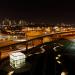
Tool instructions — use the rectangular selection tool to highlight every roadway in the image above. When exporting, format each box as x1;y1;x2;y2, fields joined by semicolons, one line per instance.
0;30;75;48
0;41;19;48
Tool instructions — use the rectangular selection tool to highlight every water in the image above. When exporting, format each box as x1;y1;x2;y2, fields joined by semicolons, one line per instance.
0;39;75;75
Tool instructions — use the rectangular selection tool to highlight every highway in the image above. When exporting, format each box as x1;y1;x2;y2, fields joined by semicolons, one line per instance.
0;30;75;48
0;41;19;48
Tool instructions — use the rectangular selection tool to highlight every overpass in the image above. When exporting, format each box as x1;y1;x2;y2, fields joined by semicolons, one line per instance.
0;30;75;60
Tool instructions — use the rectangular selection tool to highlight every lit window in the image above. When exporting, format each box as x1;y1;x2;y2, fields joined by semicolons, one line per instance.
10;52;26;69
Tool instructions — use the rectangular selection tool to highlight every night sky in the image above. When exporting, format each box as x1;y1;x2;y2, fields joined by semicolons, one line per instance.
0;0;75;23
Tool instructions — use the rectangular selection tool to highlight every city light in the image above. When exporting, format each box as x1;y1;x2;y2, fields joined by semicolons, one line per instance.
57;61;61;64
55;57;59;60
0;19;75;75
10;52;26;69
7;71;14;75
57;54;61;57
61;72;67;75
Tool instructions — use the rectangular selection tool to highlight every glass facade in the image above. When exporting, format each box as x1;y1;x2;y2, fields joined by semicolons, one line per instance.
10;52;26;69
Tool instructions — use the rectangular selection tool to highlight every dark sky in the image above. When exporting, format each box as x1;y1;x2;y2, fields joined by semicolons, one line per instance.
0;0;75;23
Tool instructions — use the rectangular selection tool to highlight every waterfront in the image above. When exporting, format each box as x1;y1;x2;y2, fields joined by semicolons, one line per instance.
0;25;75;75
0;38;75;75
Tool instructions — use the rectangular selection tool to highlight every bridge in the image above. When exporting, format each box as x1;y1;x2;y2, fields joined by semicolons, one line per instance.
0;30;75;60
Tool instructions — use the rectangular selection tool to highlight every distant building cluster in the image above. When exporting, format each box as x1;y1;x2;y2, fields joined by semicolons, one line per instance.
0;18;75;37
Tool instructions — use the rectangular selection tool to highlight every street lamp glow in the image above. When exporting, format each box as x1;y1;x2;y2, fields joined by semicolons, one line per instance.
61;72;67;75
54;26;60;32
57;54;61;57
57;61;61;64
55;57;59;60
